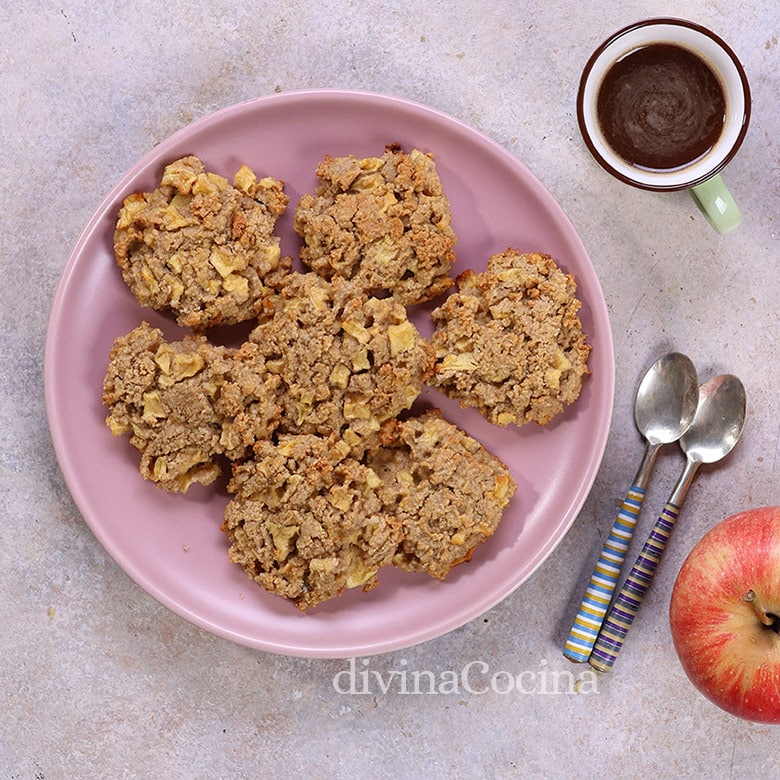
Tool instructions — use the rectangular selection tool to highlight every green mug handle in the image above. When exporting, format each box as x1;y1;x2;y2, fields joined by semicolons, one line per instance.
689;174;742;234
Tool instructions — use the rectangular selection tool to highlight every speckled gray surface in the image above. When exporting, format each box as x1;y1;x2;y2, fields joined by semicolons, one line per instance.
2;1;779;776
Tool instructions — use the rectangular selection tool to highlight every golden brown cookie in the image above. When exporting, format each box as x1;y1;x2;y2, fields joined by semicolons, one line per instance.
222;434;402;610
248;273;434;449
293;145;456;305
367;409;516;580
430;250;591;427
103;322;282;492
113;156;290;330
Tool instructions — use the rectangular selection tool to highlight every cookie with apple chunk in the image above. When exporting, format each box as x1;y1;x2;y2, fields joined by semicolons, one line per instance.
430;249;591;427
102;322;282;492
366;409;516;580
293;144;457;305
222;434;402;610
113;155;290;330
247;273;434;451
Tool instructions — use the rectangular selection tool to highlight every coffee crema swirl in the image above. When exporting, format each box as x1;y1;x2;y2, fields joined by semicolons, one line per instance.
596;43;726;171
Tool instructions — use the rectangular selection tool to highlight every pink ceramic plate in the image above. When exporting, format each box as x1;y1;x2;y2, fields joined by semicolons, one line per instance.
45;90;614;658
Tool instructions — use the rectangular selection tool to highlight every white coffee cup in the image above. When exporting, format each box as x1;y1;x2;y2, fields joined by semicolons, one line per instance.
577;18;751;233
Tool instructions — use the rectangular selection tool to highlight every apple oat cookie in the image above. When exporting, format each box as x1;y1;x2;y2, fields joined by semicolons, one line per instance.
113;156;291;330
103;322;232;491
248;273;434;449
367;410;516;580
102;322;282;492
222;434;402;611
430;250;591;427
293;144;457;305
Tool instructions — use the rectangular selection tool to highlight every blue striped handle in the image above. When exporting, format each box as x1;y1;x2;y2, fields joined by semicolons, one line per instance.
588;501;681;672
563;485;646;662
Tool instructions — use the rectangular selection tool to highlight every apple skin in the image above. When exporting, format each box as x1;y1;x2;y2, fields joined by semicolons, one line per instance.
669;506;780;724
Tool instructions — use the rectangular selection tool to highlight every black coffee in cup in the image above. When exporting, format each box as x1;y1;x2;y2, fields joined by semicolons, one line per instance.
596;43;726;172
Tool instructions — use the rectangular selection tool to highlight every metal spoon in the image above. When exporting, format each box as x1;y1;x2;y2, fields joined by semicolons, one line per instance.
589;373;747;672
564;353;699;662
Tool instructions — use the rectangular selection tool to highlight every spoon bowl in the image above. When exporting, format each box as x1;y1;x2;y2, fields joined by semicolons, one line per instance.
636;352;700;446
680;374;746;465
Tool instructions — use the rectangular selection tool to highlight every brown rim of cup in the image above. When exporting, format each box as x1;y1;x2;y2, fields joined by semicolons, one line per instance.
576;17;752;192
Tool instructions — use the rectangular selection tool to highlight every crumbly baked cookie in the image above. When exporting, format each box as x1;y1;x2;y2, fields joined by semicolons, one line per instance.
103;322;282;492
367;409;516;580
293;144;457;305
222;434;402;610
113;156;291;330
430;250;591;427
248;273;434;449
103;322;231;491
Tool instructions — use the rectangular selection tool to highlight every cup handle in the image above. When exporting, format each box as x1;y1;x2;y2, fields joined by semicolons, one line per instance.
689;174;742;234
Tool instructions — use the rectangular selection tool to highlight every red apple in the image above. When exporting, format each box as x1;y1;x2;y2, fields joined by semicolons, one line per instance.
669;506;780;723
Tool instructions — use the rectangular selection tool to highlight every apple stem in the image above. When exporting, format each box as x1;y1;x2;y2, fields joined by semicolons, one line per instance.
743;589;780;632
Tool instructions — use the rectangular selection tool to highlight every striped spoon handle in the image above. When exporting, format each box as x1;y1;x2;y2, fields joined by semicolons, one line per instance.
563;441;662;663
562;485;647;662
589;458;701;672
588;500;682;671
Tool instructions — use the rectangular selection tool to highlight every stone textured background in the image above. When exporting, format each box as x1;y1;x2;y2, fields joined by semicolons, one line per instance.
1;1;778;776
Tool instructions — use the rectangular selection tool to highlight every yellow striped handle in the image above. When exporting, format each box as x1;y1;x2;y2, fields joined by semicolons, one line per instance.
563;485;646;663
